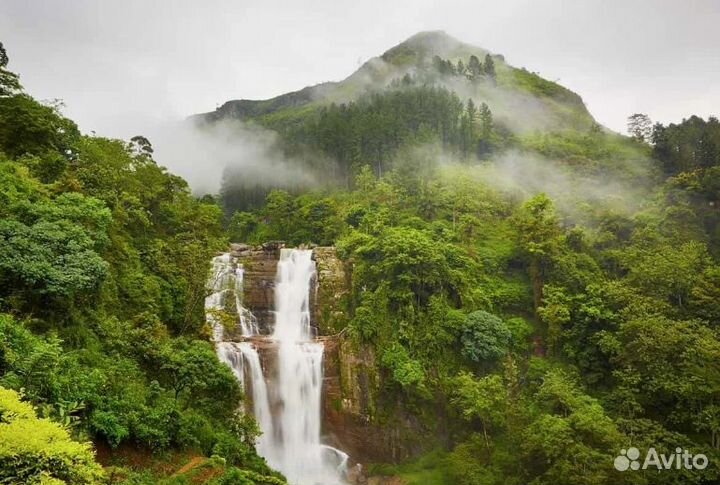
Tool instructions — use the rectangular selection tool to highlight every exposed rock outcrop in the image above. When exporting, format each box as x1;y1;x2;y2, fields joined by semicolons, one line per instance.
312;246;350;335
230;242;283;335
229;244;426;467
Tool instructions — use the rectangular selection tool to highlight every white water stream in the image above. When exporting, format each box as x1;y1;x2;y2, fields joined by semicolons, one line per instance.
206;249;348;485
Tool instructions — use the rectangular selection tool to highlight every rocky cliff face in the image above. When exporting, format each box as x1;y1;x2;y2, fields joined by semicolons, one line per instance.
311;246;350;336
229;242;282;336
228;244;425;467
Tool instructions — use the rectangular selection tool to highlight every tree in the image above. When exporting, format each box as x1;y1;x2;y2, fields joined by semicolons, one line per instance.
0;95;80;158
467;55;482;79
483;54;496;82
129;135;154;156
537;285;572;356
513;194;562;310
228;211;258;243
460;311;511;362
0;42;21;96
160;340;241;408
521;369;623;485
690;266;720;322
477;102;494;157
627;113;652;143
451;372;508;447
460;99;477;157
0;214;109;312
652;115;720;174
623;240;709;309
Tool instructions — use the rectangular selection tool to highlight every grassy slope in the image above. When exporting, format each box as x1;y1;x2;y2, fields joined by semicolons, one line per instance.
196;31;596;136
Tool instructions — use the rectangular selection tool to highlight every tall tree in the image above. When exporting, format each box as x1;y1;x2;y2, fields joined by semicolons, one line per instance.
483;54;496;82
513;194;562;311
0;42;21;96
468;55;482;80
627;113;652;143
477;102;493;156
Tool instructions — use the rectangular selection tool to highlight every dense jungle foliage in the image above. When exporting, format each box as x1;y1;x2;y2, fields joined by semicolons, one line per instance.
0;43;283;484
3;28;720;485
227;110;720;484
219;43;720;483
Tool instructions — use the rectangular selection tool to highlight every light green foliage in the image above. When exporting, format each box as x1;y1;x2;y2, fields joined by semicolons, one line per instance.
381;343;427;395
521;369;623;485
690;266;720;322
608;316;720;435
510;68;585;107
513;194;562;309
537;285;571;354
622;240;709;308
0;386;104;484
451;372;507;431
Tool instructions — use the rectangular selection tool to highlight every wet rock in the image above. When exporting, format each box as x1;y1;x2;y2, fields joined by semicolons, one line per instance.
311;247;349;335
234;244;282;335
346;463;367;484
226;244;427;467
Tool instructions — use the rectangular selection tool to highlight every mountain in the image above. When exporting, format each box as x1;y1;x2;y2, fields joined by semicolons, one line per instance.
193;31;594;133
191;32;647;217
3;22;720;485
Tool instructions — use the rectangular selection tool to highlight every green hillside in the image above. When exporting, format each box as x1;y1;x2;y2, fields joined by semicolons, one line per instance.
2;29;720;485
201;32;640;215
196;31;592;132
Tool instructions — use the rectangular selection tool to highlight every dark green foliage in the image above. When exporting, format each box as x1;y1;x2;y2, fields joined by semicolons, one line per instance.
219;85;505;215
483;54;496;81
460;311;511;362
467;55;482;79
3;38;720;485
0;42;21;96
0;95;80;158
652;116;720;175
627;113;652;142
0;190;111;314
0;52;275;482
305;85;474;180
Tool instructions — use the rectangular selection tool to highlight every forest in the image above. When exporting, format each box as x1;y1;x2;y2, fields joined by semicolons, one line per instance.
2;27;720;485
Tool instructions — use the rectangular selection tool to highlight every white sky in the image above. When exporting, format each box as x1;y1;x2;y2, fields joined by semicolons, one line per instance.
2;0;719;139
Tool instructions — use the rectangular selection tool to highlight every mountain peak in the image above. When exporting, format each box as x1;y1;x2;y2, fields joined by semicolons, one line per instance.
382;30;487;66
195;31;592;133
403;30;459;46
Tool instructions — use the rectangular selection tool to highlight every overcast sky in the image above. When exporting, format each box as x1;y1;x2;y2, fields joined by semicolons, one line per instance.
2;0;719;139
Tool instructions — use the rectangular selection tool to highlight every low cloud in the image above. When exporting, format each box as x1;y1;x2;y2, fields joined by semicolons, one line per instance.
149;119;318;195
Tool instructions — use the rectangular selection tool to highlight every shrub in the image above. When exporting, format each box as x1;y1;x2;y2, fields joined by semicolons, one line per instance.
0;386;104;484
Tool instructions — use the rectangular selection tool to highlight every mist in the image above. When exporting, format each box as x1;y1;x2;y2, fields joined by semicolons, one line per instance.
147;119;319;195
476;150;655;219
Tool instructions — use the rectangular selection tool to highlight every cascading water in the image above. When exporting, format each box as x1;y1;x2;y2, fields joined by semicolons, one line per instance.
206;249;348;485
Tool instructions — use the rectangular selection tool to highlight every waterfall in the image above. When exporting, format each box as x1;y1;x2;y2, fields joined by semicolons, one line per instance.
239;341;274;459
263;249;347;484
207;250;348;485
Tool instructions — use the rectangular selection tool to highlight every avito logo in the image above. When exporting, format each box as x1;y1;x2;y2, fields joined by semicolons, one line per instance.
614;447;708;472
